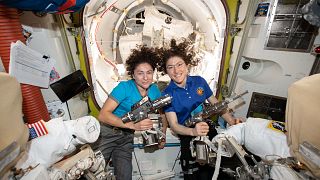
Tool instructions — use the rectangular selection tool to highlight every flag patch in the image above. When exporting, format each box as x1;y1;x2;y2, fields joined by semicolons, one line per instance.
27;120;48;140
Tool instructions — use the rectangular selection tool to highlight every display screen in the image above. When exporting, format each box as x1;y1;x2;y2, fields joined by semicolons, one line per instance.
50;70;90;102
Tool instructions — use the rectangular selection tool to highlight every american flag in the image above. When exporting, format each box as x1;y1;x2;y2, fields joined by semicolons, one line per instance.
27;120;48;140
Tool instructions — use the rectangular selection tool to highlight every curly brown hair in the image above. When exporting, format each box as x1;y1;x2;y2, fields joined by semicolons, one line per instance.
126;46;160;78
156;39;200;74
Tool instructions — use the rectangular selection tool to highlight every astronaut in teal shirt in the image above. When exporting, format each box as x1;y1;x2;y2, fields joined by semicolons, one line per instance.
111;79;161;118
93;46;167;180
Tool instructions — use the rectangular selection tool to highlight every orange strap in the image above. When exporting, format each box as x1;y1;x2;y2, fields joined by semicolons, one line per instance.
58;0;76;11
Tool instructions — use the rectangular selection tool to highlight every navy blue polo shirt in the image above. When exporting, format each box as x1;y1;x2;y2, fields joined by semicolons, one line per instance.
162;76;213;125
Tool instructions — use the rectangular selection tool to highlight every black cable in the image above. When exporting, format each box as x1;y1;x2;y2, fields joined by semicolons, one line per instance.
65;101;72;120
133;151;143;180
171;150;181;172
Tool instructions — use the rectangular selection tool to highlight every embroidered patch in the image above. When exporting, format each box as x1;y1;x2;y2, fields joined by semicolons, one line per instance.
27;120;48;140
196;87;204;96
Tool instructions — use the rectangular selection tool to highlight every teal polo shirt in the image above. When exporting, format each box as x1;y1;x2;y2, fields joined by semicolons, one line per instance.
162;76;213;125
110;79;161;117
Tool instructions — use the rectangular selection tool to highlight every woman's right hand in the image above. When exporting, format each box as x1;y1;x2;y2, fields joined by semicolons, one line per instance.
132;119;153;131
192;122;209;136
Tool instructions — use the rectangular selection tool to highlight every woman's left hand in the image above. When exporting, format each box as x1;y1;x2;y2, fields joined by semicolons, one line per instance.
158;138;166;149
132;118;153;131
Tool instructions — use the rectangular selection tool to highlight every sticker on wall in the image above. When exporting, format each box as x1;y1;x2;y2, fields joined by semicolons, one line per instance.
267;120;286;133
22;28;33;44
0;57;5;72
255;3;270;17
50;67;60;83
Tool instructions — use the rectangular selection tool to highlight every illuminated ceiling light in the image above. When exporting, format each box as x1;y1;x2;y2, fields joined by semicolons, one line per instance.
207;17;215;23
123;8;128;14
93;16;102;23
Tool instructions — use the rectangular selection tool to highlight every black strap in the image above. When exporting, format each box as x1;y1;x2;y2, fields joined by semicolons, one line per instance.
102;123;134;134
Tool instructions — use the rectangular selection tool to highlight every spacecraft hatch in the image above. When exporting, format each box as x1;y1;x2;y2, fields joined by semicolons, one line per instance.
83;0;228;107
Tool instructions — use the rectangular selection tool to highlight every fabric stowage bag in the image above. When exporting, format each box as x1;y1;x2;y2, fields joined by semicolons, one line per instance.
0;0;89;14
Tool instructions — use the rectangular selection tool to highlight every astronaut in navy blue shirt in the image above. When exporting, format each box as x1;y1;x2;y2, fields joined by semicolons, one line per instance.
157;39;241;180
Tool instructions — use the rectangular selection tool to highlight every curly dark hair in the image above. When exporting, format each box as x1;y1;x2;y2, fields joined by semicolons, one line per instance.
156;39;200;74
126;46;160;78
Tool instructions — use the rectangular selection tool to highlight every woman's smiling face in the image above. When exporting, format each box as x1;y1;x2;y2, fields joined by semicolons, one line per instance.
166;56;188;87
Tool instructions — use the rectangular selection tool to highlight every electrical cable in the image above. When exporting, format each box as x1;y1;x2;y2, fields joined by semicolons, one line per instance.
171;150;181;172
133;151;143;180
65;101;72;120
212;138;222;180
96;79;110;96
87;1;107;18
